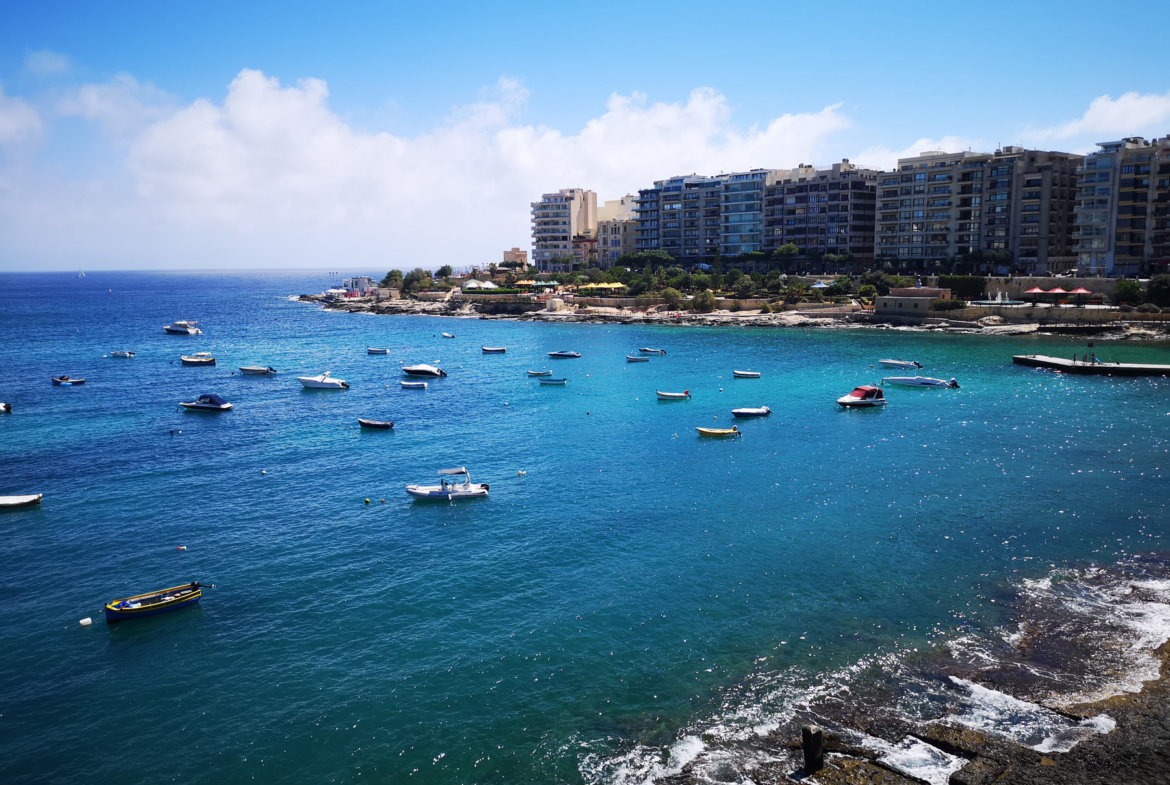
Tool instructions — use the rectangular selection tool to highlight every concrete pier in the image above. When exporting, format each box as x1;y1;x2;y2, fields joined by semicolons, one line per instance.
1013;354;1170;377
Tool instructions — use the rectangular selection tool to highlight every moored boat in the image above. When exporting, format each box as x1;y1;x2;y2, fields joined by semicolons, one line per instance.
180;394;233;411
401;381;428;389
482;346;506;353
0;493;42;508
163;321;202;335
180;355;216;366
358;418;394;429
696;426;739;437
548;351;581;358
367;347;390;354
640;348;667;354
299;371;349;389
52;375;86;385
626;355;650;362
442;333;455;338
527;370;552;377
881;376;959;388
239;366;276;375
405;467;489;500
732;370;760;379
539;377;567;385
732;406;771;418
878;359;923;370
109;351;135;358
0;402;11;412
104;582;210;623
837;386;887;408
402;364;447;377
656;390;691;400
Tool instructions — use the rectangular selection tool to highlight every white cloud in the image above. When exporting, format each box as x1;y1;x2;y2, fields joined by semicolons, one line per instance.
1029;90;1170;141
58;74;175;139
0;69;852;269
25;49;69;75
854;135;988;171
0;86;43;143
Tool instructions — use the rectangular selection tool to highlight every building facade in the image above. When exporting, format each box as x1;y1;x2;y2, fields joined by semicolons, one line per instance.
1074;136;1170;276
721;169;776;256
763;160;878;270
876;146;1082;275
531;188;597;271
634;174;725;264
342;276;377;295
596;217;637;268
502;247;528;268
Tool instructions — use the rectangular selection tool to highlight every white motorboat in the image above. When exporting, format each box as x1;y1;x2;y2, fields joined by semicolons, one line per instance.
109;351;135;358
180;355;216;366
881;376;959;388
402;364;447;377
539;377;567;385
527;370;552;377
656;390;691;400
482;346;506;353
180;394;233;411
732;370;761;379
732;406;771;418
164;321;202;335
239;366;276;375
367;347;390;354
299;371;349;389
640;348;667;355
837;386;887;408
878;359;923;369
442;333;455;338
626;355;649;362
0;402;11;413
401;381;428;389
548;351;581;359
0;494;42;509
405;467;489;500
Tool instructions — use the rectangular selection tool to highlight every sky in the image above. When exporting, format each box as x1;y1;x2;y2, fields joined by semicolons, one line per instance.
1;0;1169;272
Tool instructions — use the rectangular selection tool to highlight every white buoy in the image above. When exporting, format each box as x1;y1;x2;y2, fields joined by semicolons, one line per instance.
261;470;267;475
80;617;92;626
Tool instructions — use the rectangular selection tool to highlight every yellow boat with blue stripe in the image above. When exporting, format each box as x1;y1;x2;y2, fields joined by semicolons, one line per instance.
104;582;210;624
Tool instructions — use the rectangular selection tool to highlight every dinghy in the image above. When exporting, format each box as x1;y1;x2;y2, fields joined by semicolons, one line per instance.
696;426;739;437
180;393;232;411
626;355;650;363
881;376;959;388
239;366;276;375
837;386;887;408
180;355;216;366
358;418;394;429
299;371;349;389
401;381;428;389
732;406;771;418
0;402;10;412
539;377;567;385
367;347;390;354
402;364;447;377
104;582;210;623
0;494;42;508
405;467;489;500
656;390;690;400
548;351;581;359
442;333;455;338
52;376;86;385
109;351;135;358
732;370;760;379
527;370;552;377
482;346;506;353
640;348;667;355
878;359;923;370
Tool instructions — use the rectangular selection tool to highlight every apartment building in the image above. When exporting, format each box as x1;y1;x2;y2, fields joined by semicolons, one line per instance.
1074;136;1170;276
876;147;1081;275
634;174;725;264
502;247;528;268
530;188;597;271
763;160;878;270
721;169;777;256
594;196;637;268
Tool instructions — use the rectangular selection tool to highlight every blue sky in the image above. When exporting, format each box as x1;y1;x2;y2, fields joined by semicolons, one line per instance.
1;0;1168;270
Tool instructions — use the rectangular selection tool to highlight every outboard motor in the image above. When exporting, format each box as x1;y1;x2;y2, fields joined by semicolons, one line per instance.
949;378;960;389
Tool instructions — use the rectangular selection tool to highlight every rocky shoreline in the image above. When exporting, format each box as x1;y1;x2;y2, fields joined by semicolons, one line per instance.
298;294;1170;342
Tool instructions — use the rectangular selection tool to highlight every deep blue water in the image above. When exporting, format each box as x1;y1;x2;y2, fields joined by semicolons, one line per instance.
0;271;1167;784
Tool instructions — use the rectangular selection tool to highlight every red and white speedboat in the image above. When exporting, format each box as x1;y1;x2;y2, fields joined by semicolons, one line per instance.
837;386;887;408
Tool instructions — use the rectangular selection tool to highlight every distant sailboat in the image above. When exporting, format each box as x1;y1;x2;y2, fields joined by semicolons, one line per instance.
77;270;85;278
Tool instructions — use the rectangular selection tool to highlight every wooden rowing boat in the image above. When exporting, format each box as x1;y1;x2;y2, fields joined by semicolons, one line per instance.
104;582;210;623
696;426;739;437
358;418;394;429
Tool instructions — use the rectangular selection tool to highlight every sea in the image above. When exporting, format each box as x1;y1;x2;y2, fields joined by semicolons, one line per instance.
1;270;1168;785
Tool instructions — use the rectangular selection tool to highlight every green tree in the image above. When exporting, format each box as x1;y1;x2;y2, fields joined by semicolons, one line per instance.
1112;278;1143;305
691;273;711;291
436;264;454;278
380;269;404;287
692;290;717;313
661;287;685;308
711;253;724;292
726;268;745;286
772;243;799;272
733;277;754;299
614;250;675;269
857;284;877;299
402;267;432;294
1146;275;1170;307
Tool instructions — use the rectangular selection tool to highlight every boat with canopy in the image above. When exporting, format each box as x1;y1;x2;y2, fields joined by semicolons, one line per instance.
837;386;887;408
163;321;202;335
180;393;233;411
405;467;489;500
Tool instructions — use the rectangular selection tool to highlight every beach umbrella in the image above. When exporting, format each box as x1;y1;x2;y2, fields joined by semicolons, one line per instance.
1024;287;1046;293
811;282;830;289
1047;287;1068;294
1069;287;1092;294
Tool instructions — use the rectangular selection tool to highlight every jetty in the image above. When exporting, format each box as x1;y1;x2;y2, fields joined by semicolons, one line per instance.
1013;354;1170;377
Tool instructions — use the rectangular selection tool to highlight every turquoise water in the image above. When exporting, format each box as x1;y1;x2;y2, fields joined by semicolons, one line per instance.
0;271;1167;784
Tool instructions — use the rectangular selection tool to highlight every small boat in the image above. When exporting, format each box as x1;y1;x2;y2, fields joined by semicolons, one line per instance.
104;582;209;623
0;494;42;508
52;376;86;385
837;386;887;408
163;320;202;335
180;393;233;411
193;352;212;356
402;364;447;377
0;402;11;413
732;406;771;418
640;348;667;355
367;347;390;354
878;359;923;370
539;377;567;385
548;351;581;359
109;351;135;358
358;418;394;429
881;376;959;389
527;370;552;377
656;390;691;400
732;370;760;379
239;366;277;375
401;381;428;389
482;346;506;353
626;355;650;363
442;333;455;338
180;355;216;366
299;371;349;389
696;426;739;437
405;467;489;500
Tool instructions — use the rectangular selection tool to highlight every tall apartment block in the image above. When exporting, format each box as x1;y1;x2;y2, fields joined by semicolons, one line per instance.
530;188;597;272
634;174;725;263
596;196;638;268
720;169;777;256
876;147;1081;275
763;160;878;269
1074;136;1170;276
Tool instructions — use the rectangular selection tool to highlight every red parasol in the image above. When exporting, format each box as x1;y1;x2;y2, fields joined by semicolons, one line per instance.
1047;287;1069;294
1024;287;1047;293
1069;287;1092;294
